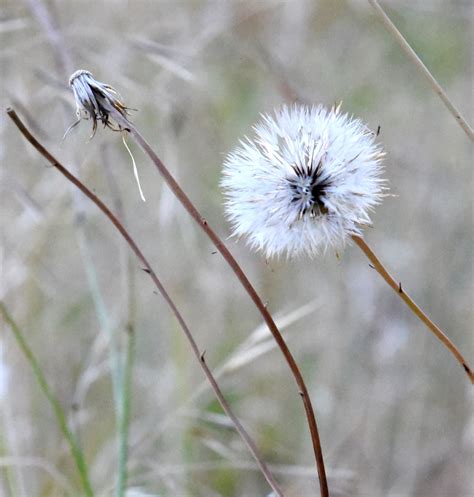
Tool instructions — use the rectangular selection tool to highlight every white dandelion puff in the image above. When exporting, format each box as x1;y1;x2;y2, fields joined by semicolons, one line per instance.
221;104;386;258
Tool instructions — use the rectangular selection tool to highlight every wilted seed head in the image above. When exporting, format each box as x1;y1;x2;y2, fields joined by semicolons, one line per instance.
68;69;130;138
221;104;386;258
67;70;146;201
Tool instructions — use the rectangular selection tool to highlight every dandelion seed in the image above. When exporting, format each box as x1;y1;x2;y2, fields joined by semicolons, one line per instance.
122;134;146;202
221;104;386;258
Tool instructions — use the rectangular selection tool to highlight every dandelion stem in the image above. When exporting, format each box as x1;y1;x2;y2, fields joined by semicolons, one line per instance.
352;235;473;383
6;107;285;497
109;108;329;497
368;0;473;141
0;301;95;497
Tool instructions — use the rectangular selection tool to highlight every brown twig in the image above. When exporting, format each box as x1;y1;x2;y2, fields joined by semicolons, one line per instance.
6;107;285;497
352;235;473;383
368;0;473;141
107;108;329;496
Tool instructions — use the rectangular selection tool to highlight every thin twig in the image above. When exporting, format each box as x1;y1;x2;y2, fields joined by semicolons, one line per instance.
109;108;329;497
368;0;473;141
0;302;95;497
6;107;284;497
352;235;473;383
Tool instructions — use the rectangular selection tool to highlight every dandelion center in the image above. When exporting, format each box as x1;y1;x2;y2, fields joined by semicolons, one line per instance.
288;161;330;218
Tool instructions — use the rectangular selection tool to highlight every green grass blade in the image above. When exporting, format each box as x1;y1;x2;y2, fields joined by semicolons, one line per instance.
0;301;94;497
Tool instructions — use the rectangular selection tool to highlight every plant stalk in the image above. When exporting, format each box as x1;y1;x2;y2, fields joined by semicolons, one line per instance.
6;107;285;497
110;109;329;496
352;235;473;383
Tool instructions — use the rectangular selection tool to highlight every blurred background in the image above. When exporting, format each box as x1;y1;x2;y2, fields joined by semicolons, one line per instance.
1;1;472;496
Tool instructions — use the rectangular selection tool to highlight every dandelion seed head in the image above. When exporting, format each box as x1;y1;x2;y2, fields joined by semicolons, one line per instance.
67;70;147;201
221;104;386;258
68;69;130;138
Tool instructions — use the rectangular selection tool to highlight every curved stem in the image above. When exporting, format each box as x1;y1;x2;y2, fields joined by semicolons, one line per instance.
352;235;473;383
110;111;328;496
6;107;284;497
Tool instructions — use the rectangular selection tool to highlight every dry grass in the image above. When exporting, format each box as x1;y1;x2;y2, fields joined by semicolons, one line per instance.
1;1;472;496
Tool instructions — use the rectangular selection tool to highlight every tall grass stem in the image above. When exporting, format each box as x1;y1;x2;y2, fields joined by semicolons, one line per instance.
0;302;95;497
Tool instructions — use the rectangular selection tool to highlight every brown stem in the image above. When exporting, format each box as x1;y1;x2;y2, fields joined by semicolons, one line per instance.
109;109;329;496
6;107;284;497
352;235;473;384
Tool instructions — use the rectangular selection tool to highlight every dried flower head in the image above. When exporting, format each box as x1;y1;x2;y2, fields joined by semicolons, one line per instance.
66;69;146;201
221;104;386;258
68;69;130;138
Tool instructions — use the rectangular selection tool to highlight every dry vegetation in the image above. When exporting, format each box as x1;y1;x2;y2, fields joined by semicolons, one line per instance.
1;1;472;496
